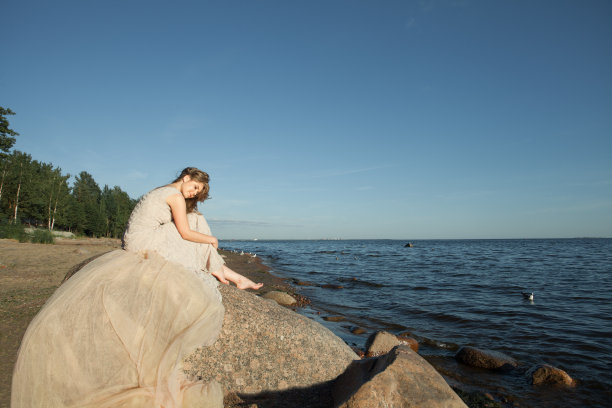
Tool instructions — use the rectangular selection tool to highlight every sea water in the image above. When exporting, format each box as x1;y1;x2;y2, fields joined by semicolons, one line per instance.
221;239;612;407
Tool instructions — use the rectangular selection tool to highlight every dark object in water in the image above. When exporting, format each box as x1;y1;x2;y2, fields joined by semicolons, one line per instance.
321;284;344;289
404;243;413;248
522;292;534;301
323;315;346;322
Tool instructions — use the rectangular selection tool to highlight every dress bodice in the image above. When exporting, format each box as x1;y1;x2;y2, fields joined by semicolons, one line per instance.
123;186;179;243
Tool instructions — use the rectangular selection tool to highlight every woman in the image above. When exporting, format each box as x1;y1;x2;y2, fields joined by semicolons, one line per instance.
12;167;261;407
122;167;263;291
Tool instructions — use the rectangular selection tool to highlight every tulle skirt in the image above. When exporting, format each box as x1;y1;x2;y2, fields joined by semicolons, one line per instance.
11;249;224;408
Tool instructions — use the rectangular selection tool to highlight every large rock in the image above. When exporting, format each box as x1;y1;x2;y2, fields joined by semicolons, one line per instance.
183;284;358;394
333;345;467;408
455;346;517;370
529;364;575;386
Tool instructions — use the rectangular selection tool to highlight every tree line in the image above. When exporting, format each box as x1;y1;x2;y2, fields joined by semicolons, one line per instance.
0;107;137;238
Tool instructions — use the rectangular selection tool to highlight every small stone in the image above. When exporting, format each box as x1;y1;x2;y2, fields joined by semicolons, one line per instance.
529;364;575;386
365;331;419;356
455;346;517;370
365;331;400;357
321;284;344;289
323;315;346;322
351;327;367;335
261;290;296;306
397;335;419;353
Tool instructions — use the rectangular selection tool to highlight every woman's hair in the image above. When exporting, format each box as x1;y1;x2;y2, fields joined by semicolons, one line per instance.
172;167;211;213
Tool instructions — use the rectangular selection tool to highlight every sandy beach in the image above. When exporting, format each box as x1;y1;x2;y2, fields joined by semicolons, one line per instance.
0;238;297;408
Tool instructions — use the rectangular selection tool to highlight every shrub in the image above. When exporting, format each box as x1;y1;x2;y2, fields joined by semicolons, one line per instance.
30;229;55;244
0;222;28;242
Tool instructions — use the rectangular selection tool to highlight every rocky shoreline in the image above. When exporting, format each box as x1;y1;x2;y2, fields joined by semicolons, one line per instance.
222;249;578;408
181;250;466;407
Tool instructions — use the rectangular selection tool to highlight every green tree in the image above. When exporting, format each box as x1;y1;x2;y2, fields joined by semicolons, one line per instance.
66;194;86;234
102;185;136;238
72;171;106;237
47;171;71;230
0;151;33;223
0;109;137;234
0;107;19;153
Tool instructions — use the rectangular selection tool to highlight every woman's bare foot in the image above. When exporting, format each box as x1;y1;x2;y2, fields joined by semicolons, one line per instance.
222;265;263;290
236;276;264;290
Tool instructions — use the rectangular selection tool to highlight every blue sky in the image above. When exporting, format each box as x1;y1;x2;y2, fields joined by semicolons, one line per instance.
2;0;611;239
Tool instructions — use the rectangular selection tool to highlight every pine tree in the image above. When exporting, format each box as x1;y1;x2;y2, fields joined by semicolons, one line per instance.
0;107;19;153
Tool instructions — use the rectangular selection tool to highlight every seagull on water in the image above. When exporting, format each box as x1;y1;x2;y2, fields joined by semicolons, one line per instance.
522;292;534;301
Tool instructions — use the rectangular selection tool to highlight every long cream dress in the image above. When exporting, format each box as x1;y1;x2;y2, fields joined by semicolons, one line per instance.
12;186;225;408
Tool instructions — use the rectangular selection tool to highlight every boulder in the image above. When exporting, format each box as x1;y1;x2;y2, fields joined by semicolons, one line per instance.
529;364;575;386
333;345;467;408
261;290;297;306
455;346;517;370
365;331;418;357
183;284;358;394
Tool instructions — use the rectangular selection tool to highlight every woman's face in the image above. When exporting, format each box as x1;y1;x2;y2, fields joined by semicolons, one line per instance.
181;176;205;199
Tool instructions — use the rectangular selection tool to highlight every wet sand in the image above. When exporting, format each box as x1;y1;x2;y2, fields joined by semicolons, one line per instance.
0;238;298;408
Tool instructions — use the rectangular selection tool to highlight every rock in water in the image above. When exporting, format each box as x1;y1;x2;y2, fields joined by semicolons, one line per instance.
365;331;419;357
333;345;467;408
455;346;518;370
365;331;400;357
261;290;297;306
183;284;358;394
397;334;419;353
529;364;575;386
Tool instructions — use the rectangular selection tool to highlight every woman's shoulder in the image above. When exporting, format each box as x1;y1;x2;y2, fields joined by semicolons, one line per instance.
148;185;181;197
136;185;181;206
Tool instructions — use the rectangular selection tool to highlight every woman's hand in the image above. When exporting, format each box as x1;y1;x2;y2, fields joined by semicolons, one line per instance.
167;192;219;247
210;236;219;249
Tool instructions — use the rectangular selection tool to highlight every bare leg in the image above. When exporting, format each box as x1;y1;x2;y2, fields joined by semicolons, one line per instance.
210;267;229;285
202;236;261;289
220;265;263;290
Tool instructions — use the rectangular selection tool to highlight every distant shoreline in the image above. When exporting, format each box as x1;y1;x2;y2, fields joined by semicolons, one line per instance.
221;236;611;241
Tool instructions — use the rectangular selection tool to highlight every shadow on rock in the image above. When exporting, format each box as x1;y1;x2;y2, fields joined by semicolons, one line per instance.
226;381;334;408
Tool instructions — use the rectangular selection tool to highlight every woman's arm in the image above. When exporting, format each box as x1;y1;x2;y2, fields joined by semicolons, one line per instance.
166;193;218;248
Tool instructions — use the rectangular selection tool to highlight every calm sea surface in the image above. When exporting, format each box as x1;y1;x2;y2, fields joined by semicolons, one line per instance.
221;239;611;407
